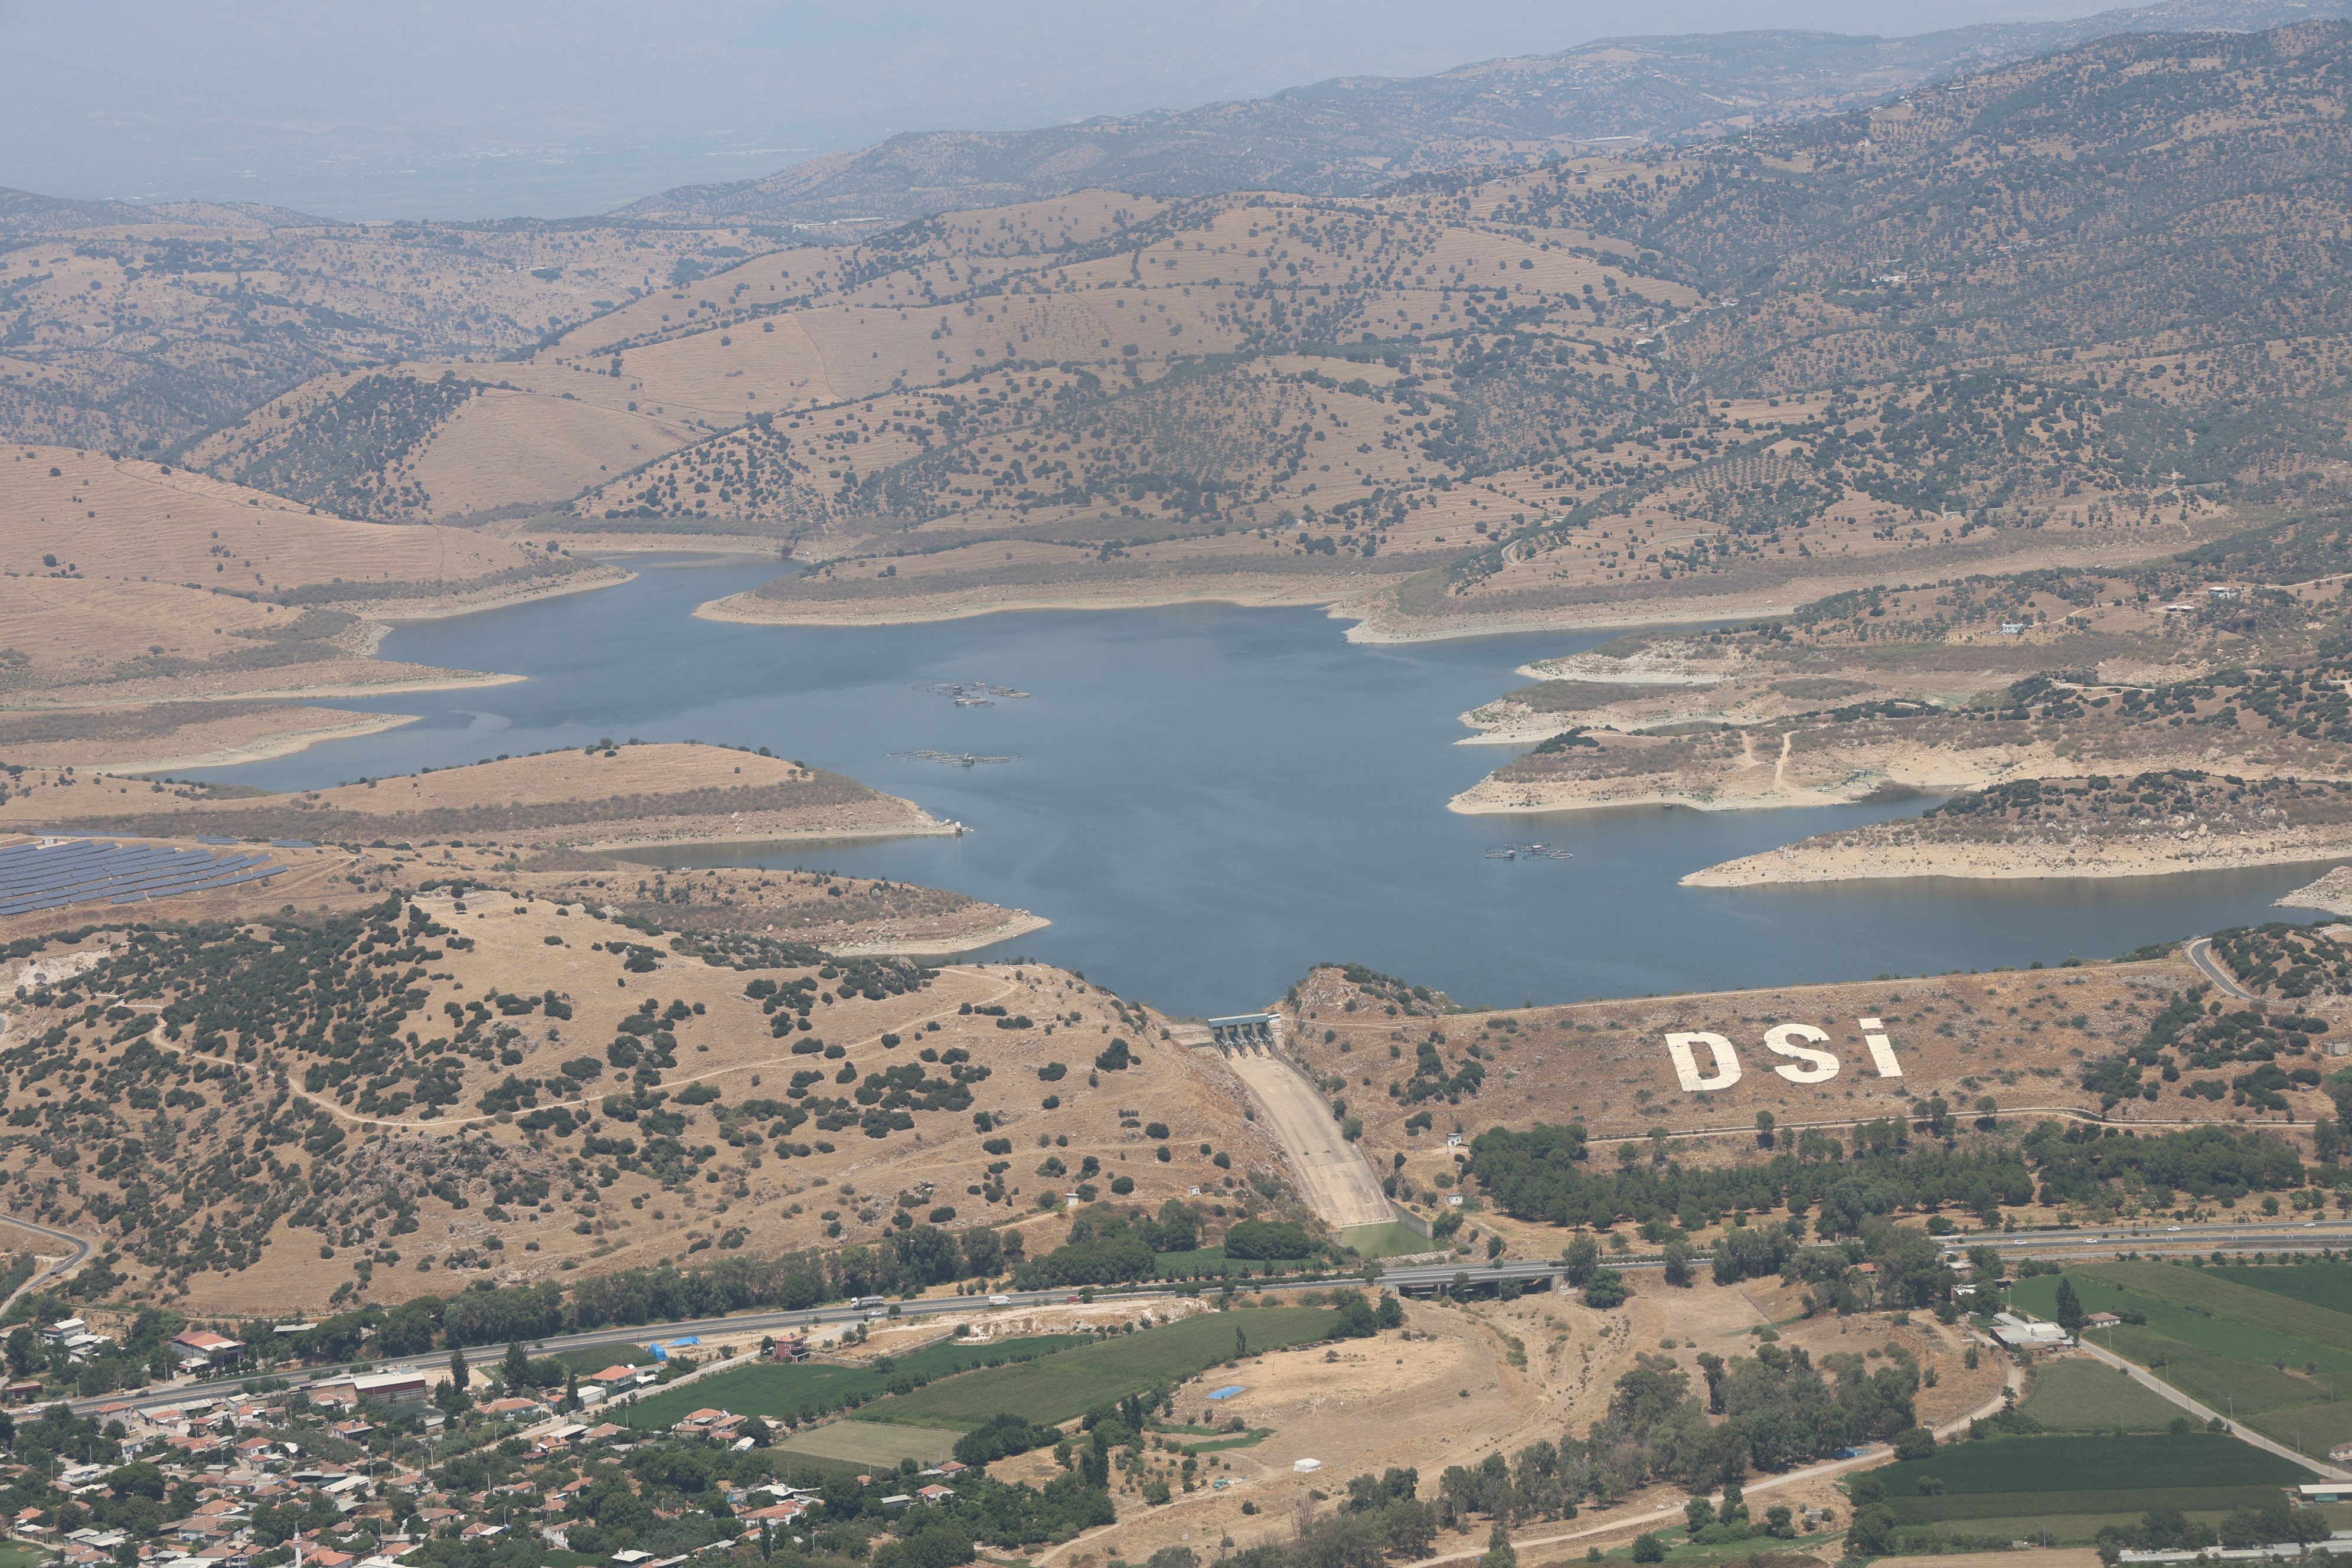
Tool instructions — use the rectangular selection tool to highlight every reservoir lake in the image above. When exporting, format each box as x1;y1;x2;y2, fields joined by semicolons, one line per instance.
190;558;2333;1015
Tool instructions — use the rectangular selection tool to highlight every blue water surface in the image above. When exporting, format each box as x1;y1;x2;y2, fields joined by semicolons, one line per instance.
185;558;2333;1014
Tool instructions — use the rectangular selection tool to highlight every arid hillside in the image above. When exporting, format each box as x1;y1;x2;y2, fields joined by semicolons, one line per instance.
0;210;804;456
0;903;1278;1316
616;0;2352;224
0;747;1165;1317
1269;956;2336;1240
8;23;2351;648
0;443;619;768
0;741;956;854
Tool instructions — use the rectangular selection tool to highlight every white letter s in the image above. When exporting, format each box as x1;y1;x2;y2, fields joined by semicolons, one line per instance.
1763;1023;1839;1084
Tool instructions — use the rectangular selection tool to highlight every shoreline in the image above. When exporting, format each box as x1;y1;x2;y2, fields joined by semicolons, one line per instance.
2;668;527;712
690;580;1380;629
91;711;423;777
1342;599;1803;645
694;579;1797;645
347;563;637;624
1683;833;2352;888
823;912;1053;957
584;815;965;857
1446;777;1939;817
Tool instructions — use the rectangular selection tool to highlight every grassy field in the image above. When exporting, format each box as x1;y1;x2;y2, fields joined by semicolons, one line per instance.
1873;1433;2305;1528
861;1306;1335;1430
774;1420;961;1468
0;1544;51;1568
620;1334;1090;1430
2015;1358;2185;1432
1338;1222;1436;1259
2242;1399;2352;1460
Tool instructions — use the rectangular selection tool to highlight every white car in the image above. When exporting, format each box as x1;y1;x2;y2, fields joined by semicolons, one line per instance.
2165;1226;2181;1232
988;1294;1012;1306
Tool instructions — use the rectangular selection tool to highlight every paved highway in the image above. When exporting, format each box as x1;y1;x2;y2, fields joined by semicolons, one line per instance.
53;1219;2352;1418
1946;1217;2352;1253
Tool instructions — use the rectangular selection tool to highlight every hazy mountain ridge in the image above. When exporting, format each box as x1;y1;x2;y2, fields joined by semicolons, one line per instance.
616;0;2352;226
0;186;334;239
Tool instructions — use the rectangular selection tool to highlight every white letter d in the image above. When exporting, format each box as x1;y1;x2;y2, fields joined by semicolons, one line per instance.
1665;1032;1742;1093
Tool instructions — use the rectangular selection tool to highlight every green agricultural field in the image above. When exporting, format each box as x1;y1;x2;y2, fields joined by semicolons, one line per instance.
1871;1433;2306;1529
2009;1266;2352;1457
1885;1486;2289;1525
2243;1399;2352;1462
861;1306;1335;1430
2008;1269;2352;1377
2207;1261;2352;1317
554;1343;655;1374
1337;1222;1435;1259
2015;1358;2186;1432
620;1334;1090;1430
2093;1327;2322;1419
2091;1262;2352;1355
774;1420;961;1468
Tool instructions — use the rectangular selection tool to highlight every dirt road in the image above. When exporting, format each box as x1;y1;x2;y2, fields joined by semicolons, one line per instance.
1223;1047;1394;1228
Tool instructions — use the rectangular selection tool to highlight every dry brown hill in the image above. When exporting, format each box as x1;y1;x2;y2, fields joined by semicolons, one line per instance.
613;0;2352;226
0;214;801;455
0;889;1270;1315
0;741;953;853
0;444;613;764
1272;955;2321;1236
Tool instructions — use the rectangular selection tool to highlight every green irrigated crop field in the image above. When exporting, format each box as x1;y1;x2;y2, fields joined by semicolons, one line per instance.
554;1343;655;1374
2207;1260;2352;1318
2014;1358;2186;1432
620;1334;1090;1431
2090;1262;2352;1354
2243;1399;2352;1461
1874;1433;2306;1528
861;1306;1335;1430
2007;1263;2352;1461
774;1420;962;1468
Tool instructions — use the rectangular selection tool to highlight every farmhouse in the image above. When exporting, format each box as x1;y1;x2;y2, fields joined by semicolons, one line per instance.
1990;1313;2069;1349
170;1330;247;1369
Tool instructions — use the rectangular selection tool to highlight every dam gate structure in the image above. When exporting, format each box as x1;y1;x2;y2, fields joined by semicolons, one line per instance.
1207;1012;1278;1052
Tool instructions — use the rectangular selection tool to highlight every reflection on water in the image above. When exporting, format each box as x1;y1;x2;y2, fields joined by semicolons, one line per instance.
189;559;2338;1014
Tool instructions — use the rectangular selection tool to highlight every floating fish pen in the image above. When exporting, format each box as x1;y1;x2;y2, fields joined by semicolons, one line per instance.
917;681;1033;704
1485;843;1572;861
896;750;1018;767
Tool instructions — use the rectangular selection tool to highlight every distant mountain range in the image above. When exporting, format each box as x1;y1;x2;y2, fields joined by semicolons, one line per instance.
617;0;2352;226
0;185;331;237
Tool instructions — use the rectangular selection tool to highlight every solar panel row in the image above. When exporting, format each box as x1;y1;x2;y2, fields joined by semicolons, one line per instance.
0;838;285;917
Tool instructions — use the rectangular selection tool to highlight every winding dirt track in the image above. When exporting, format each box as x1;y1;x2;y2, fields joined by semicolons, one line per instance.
1221;1046;1394;1227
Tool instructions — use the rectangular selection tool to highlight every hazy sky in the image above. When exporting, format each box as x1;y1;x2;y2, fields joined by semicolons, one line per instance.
2;0;2128;221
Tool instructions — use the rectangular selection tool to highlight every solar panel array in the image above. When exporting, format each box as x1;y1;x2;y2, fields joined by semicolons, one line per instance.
0;838;285;917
